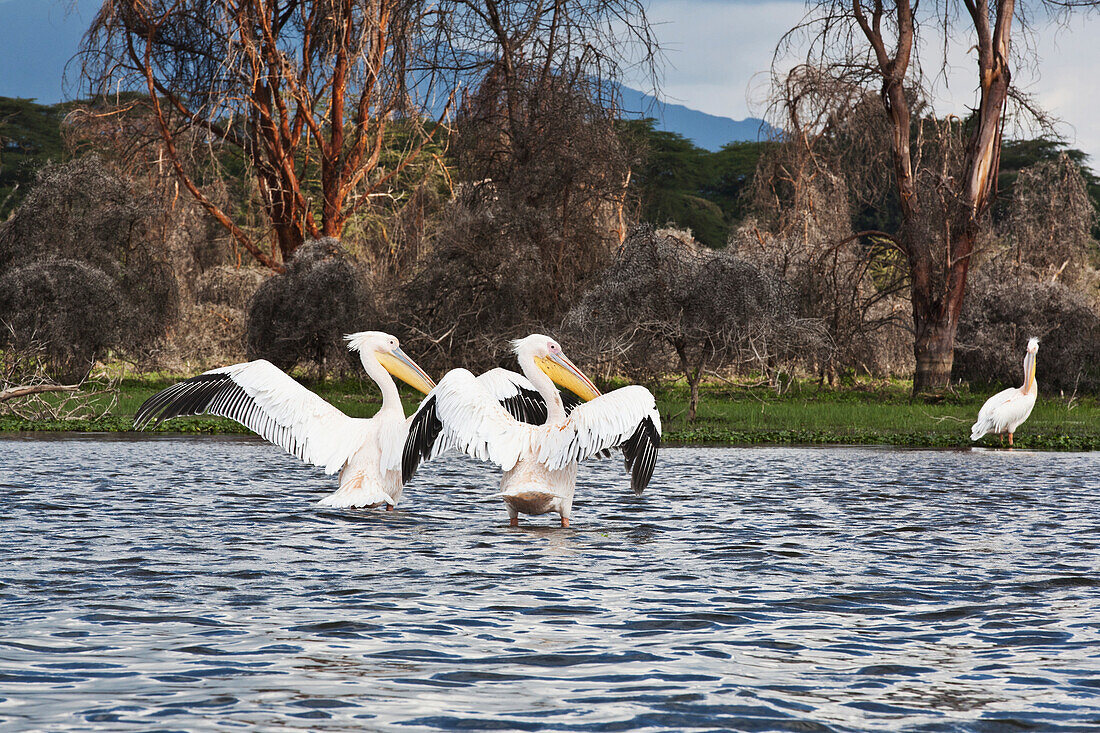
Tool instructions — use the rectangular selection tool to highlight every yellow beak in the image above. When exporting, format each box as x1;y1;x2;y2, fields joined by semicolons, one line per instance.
377;347;436;395
534;352;601;402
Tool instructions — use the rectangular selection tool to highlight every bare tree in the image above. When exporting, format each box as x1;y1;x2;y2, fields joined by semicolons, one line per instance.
82;0;447;270
568;227;817;422
741;124;911;381
773;0;1098;395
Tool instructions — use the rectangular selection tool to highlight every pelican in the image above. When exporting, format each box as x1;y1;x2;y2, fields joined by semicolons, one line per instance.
133;331;436;508
971;337;1039;447
403;334;661;527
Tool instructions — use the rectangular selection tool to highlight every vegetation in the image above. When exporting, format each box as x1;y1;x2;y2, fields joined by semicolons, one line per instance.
4;373;1099;452
0;97;73;218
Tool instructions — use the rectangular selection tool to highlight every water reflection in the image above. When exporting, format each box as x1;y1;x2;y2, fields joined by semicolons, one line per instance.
0;436;1098;730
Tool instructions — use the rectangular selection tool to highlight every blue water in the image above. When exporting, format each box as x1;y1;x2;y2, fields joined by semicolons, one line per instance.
1;435;1099;731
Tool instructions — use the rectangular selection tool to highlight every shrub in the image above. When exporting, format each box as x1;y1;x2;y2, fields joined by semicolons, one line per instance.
246;238;367;373
0;156;178;364
0;260;121;382
568;227;819;420
955;263;1100;393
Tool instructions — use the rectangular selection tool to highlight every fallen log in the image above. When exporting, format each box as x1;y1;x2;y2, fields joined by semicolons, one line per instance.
0;384;80;402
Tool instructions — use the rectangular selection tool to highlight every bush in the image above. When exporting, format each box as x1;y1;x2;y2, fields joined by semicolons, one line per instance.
0;156;178;365
246;238;367;373
195;265;268;309
568;227;818;419
0;260;121;382
955;263;1100;393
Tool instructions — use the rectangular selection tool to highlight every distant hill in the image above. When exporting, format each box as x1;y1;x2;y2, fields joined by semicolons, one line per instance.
618;85;776;152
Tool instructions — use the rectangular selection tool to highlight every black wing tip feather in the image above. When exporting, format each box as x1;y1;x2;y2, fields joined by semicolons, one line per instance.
133;372;232;430
622;416;660;494
402;395;441;484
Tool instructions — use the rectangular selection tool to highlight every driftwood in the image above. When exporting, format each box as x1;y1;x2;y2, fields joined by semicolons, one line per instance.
0;384;80;402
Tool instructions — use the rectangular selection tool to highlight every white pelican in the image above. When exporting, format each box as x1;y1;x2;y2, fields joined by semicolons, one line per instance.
971;337;1039;447
403;334;661;527
134;331;435;508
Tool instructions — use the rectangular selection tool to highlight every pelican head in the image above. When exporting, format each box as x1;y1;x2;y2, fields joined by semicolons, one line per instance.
1022;337;1039;394
512;334;601;401
345;331;435;395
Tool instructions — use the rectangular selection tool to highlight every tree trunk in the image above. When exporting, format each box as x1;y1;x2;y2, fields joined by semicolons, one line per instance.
688;373;701;423
912;314;958;396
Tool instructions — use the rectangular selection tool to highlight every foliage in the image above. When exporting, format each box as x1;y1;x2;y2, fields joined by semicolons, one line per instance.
621;119;771;247
568;226;818;420
0;157;179;376
246;239;368;374
956;261;1100;394
0;97;75;218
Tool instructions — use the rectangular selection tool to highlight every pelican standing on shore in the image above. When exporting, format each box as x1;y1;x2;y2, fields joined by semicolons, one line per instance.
971;337;1039;447
403;335;660;527
134;332;435;508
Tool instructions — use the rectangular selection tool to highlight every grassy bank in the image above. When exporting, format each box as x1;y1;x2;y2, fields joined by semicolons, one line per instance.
2;375;1099;450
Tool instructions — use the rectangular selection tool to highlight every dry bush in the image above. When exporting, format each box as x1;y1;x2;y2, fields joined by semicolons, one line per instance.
164;303;250;371
246;239;369;374
391;70;630;373
1001;154;1098;289
568;227;818;420
0;157;179;372
392;196;565;374
955;260;1100;393
195;265;269;309
0;260;122;383
741;133;911;380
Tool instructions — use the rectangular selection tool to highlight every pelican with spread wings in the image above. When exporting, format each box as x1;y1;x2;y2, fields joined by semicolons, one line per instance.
403;334;660;527
134;331;435;508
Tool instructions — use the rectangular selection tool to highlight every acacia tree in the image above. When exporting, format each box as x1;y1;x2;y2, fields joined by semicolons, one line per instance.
775;0;1097;394
82;0;445;270
568;227;815;422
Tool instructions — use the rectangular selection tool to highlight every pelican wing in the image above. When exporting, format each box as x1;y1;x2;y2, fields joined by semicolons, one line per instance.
537;386;661;493
403;368;533;482
134;360;367;474
403;368;589;481
971;387;1036;440
476;368;585;423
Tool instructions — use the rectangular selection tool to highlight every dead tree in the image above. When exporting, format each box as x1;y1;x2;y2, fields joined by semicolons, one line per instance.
774;0;1099;395
82;0;447;269
568;227;817;422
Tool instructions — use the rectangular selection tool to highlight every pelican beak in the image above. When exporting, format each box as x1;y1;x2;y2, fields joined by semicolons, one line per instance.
535;352;602;401
377;347;436;395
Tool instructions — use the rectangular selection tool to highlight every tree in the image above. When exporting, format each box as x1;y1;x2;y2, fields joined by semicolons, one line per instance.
568;227;815;421
82;0;447;270
774;0;1099;395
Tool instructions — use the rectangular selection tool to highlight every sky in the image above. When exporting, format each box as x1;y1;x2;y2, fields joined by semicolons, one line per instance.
2;0;1100;161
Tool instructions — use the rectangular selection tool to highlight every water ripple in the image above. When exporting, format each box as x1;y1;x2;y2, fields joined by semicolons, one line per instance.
1;435;1099;731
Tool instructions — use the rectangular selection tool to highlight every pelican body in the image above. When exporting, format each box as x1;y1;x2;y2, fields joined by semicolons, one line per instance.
404;335;660;527
971;337;1039;447
134;332;435;508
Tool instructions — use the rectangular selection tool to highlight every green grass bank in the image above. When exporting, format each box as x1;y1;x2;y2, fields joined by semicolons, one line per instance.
3;375;1098;450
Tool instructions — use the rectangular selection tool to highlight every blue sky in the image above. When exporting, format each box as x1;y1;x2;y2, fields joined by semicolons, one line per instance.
3;0;1100;160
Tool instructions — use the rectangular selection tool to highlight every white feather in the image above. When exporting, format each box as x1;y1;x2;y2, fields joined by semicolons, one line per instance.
971;387;1037;440
206;361;370;474
537;386;660;470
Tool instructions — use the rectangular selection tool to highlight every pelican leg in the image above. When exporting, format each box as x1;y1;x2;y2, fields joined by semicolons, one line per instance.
1008;432;1014;447
510;517;520;527
386;504;394;512
560;516;570;528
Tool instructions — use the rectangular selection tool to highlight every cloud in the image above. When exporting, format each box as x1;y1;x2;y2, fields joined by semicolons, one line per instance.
647;0;1100;162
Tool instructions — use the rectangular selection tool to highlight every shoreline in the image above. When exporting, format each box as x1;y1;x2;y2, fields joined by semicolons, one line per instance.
3;377;1098;451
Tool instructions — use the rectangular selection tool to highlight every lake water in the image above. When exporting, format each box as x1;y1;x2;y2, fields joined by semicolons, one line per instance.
1;435;1099;731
